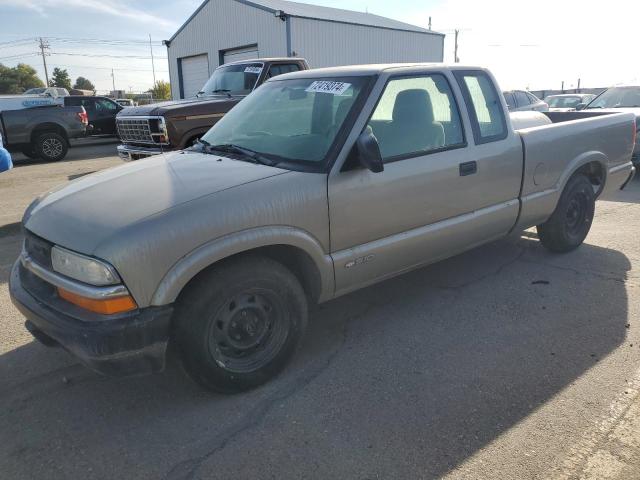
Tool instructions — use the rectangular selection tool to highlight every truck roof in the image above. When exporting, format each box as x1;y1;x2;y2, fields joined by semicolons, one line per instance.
221;57;307;67
270;63;487;79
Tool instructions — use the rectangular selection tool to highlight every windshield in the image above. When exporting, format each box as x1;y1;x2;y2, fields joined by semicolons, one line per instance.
586;87;640;109
546;96;582;108
24;88;46;95
199;63;263;97
200;76;369;165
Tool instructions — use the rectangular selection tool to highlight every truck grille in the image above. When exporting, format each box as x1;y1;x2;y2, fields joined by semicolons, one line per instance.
117;118;154;144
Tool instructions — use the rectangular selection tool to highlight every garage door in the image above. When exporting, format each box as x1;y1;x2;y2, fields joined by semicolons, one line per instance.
180;54;209;98
222;45;259;64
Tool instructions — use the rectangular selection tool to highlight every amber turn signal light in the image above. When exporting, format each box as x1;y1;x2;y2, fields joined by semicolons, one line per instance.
57;288;137;315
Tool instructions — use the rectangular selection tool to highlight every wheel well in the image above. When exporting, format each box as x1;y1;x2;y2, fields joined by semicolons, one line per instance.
30;124;68;145
574;161;605;197
178;245;323;304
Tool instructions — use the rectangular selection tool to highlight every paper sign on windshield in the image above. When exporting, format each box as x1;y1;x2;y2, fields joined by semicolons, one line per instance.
305;81;351;95
244;66;262;74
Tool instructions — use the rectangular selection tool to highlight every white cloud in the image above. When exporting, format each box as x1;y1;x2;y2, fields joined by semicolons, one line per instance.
0;0;178;28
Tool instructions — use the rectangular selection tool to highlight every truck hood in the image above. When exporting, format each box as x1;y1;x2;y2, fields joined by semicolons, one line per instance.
23;151;289;255
119;95;243;117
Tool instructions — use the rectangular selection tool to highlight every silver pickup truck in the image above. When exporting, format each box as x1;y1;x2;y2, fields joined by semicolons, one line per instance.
9;64;636;393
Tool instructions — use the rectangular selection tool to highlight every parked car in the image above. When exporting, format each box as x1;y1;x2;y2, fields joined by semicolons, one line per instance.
116;57;309;161
544;93;596;111
23;87;69;97
0;104;88;161
10;64;636;393
63;96;123;135
583;85;640;167
503;90;548;112
115;98;136;107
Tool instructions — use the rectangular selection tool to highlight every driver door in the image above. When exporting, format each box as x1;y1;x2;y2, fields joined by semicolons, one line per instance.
328;71;522;295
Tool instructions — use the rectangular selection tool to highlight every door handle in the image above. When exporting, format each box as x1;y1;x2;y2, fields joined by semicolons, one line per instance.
459;161;477;176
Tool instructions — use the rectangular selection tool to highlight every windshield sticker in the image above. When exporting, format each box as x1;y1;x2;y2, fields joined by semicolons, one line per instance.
305;81;352;96
244;66;262;74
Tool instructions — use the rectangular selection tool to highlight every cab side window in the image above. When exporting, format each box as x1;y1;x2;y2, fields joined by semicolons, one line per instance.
367;74;465;161
267;63;300;79
95;99;118;112
455;71;507;144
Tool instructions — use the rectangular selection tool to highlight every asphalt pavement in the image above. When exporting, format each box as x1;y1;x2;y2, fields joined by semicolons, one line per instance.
0;145;639;479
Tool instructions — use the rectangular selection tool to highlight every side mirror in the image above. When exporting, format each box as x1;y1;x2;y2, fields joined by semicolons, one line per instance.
575;103;586;111
356;127;384;173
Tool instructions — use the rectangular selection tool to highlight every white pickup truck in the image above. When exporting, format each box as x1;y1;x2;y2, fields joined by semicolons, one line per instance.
10;64;637;393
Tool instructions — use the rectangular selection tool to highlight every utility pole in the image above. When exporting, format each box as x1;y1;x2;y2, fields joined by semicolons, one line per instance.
111;69;116;94
561;80;564;93
454;30;460;63
428;16;432;30
577;78;581;92
37;37;50;86
149;34;157;86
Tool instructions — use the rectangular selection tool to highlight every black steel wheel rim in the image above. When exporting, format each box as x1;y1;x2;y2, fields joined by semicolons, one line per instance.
207;289;290;373
565;190;589;237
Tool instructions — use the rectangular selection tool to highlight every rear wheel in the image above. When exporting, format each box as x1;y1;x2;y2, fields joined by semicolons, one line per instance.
20;147;38;159
537;173;595;252
34;132;68;162
174;255;308;393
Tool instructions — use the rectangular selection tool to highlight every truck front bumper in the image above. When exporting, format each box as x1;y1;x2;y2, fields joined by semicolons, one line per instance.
117;144;168;162
9;260;173;377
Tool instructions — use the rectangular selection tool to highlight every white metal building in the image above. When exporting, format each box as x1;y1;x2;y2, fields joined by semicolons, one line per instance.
164;0;444;99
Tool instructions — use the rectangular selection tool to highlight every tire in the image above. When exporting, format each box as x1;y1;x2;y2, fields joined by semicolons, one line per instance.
536;173;595;253
20;147;38;159
34;132;68;162
174;255;308;393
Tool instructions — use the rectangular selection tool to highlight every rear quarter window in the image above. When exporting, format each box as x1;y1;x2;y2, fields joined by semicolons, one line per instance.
454;70;508;144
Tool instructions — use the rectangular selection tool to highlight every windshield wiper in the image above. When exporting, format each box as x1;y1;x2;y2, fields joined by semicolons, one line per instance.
210;89;232;98
195;91;205;98
206;143;278;167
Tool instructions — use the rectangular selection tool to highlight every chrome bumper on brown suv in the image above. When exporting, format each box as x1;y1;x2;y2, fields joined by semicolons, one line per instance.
117;144;165;161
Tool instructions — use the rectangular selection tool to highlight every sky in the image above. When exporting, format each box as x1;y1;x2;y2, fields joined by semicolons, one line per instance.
0;0;638;93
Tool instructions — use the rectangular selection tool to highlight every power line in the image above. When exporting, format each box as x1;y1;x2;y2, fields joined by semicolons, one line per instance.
51;52;167;59
0;38;35;47
46;36;164;46
0;53;39;61
48;63;168;73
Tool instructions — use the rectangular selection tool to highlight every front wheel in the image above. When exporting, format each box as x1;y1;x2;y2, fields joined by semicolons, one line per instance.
174;255;308;393
34;132;68;162
537;173;595;253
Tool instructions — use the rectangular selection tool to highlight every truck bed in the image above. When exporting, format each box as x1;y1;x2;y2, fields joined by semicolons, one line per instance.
514;111;636;230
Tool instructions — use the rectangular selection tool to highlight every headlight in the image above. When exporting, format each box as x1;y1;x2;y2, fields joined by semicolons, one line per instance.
51;246;120;286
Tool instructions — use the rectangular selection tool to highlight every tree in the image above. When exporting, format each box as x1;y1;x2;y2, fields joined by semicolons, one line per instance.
148;80;171;100
0;63;45;94
49;67;72;90
73;76;95;91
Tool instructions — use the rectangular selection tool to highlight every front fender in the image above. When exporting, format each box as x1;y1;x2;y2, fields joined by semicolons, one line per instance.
150;226;335;306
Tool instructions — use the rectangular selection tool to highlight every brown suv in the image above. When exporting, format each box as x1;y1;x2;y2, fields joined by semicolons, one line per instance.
116;57;309;161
